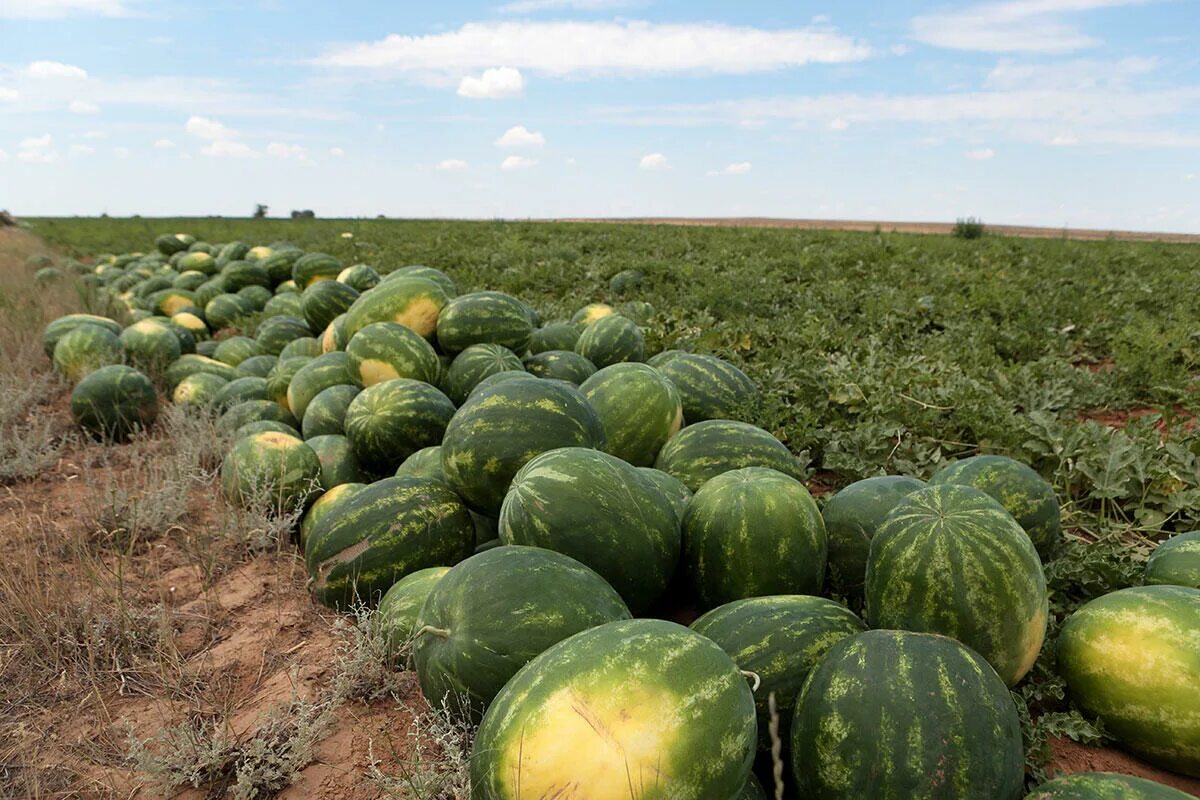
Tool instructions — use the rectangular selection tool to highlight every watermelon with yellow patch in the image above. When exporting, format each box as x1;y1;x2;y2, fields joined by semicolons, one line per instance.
343;276;449;341
219;430;322;514
119;318;182;371
345;321;440;387
580;362;683;466
570;302;614;326
52;324;124;382
171;371;229;407
299;481;364;552
43;314;123;357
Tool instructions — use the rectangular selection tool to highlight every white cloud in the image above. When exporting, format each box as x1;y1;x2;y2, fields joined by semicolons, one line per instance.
828;117;850;131
911;0;1150;54
500;155;537;170
0;0;134;19
0;88;19;102
266;141;307;159
0;149;7;162
329;146;345;157
68;143;93;156
153;138;175;149
113;146;130;158
147;35;173;45
25;60;88;79
20;134;51;149
1049;134;1079;145
80;130;106;139
638;152;670;171
185;115;235;140
314;20;872;76
498;0;640;12
890;43;911;56
458;66;525;99
707;161;752;176
985;56;1157;91
436;158;469;171
495;124;545;147
1185;173;1197;181
966;147;995;160
68;100;99;114
201;139;255;158
17;133;56;163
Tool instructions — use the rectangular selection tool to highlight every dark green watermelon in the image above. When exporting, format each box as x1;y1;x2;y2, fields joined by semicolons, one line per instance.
52;324;123;382
214;376;269;409
575;313;644;367
435;291;533;355
343;378;455;474
220;430;321;513
305;434;368;490
821;475;927;600
300;384;360;439
292;253;343;288
638;466;692;522
255;315;313;356
1025;773;1196;799
443;344;525;405
212;335;262;367
521;350;596;384
395;446;445;482
528;321;583;354
580;362;683;466
285;351;353;422
377;566;451;660
70;365;159;440
1145;531;1200;589
301;279;359;333
653;352;761;424
654;419;806;491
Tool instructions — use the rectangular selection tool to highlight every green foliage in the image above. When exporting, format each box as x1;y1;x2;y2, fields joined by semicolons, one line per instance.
953;217;986;239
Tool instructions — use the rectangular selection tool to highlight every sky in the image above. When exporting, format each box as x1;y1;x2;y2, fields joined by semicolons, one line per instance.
0;0;1197;231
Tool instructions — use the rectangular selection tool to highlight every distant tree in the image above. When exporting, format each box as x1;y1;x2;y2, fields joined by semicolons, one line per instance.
291;209;316;220
953;217;985;239
0;209;15;227
254;204;269;219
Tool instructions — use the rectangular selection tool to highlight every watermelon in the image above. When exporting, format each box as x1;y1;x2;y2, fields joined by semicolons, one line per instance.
1024;773;1196;799
258;250;302;284
571;302;614;325
344;321;440;387
435;291;533;355
1057;586;1200;776
235;420;297;440
618;300;655;325
164;354;238;388
378;566;451;659
172;271;208;292
255;315;312;355
337;263;381;292
193;280;225;310
499;447;680;613
43;314;122;357
219;399;299;434
215;241;250;267
521;350;596;384
152;289;196;317
821;475;927;600
262;292;303;319
70;365;159;441
212;336;262;367
609;269;644;295
443;344;524;405
383;264;457;297
654;419;806;491
575;314;644;367
299;481;364;552
220;430;321;513
683;467;827;608
203;294;252;330
279;337;322;359
929;454;1063;558
464;370;529;400
395;446;445;482
304;434;368;490
321;313;350;353
170;311;209;341
300;384;359;439
292;253;343;288
221;261;270;292
1144;531;1200;589
790;629;1025;800
581;362;683;466
638;466;692;522
653;352;761;424
155;234;190;256
52;324;123;382
265;356;312;413
441;376;606;516
413;545;630;714
470;618;756;800
691;595;865;749
171;372;228;407
236;354;277;378
301;279;359;333
343;378;456;474
865;484;1048;686
343;276;448;340
275;279;300;295
236;284;272;311
304;476;475;608
528;321;583;354
286;351;352;422
214;376;268;409
177;251;217;275
119;318;182;370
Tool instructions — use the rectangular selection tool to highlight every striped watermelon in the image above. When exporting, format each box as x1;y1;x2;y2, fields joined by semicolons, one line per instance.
1057;586;1200;776
654;419;806;491
638;466;692;522
412;545;631;714
571;302;614;325
219;399;299;434
499;447;680;614
337;263;381;292
465;370;529;400
443;344;524;405
435;291;533;356
300;384;360;439
930;454;1063;558
383;264;457;297
164;353;239;389
343;276;449;340
521;350;596;384
345;321;440;387
52;324;123;382
299;482;364;552
304;476;475;608
237;354;277;378
528;321;584;354
292;253;343;288
215;241;250;267
305;434;368;490
286;351;353;421
221;261;270;292
1144;531;1200;589
865;484;1048;686
70;365;159;440
204;293;252;330
214;376;268;409
265;356;312;414
790;629;1025;800
321;313;351;353
212;336;262;367
343;378;455;474
691;595;865;749
683;467;827;608
395;446;445;482
1025;773;1196;799
255;315;313;355
177;251;217;275
470;618;756;800
440;376;605;516
170;311;209;341
652;352;761;424
581;362;683;466
220;430;321;513
608;268;644;295
258;250;301;284
378;566;451;659
301;279;359;333
234;420;297;440
171;372;229;407
821;475;927;600
120;318;182;371
279;337;322;359
575;313;644;367
43;314;123;357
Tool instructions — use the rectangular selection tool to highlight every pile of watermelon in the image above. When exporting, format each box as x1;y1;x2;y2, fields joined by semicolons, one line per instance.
42;232;1200;799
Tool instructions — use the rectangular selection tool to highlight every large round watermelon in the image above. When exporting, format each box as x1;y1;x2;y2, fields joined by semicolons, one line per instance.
344;321;440;387
440;376;605;516
652;352;761;424
255;315;313;356
285;351;353;422
304;476;475;608
435;291;533;355
1144;531;1200;589
654;419;805;491
164;353;238;389
219;399;298;434
291;252;342;288
204;293;252;330
301;279;359;333
865;484;1048;686
499;447;680;614
691;595;865;750
220;430;321;513
639;466;692;522
790;629;1025;800
343;378;455;474
343;276;448;340
214;376;268;409
929;454;1063;558
683;467;827;608
1057;586;1200;777
212;336;262;367
521;349;596;384
52;324;123;382
119;318;182;371
442;344;524;405
171;371;228;407
236;354;277;378
470;618;756;800
300;384;359;439
43;314;123;357
279;337;321;359
395;446;445;482
298;481;364;552
575;313;644;367
70;365;159;440
377;566;451;660
821;475;927;600
580;362;683;466
528;322;584;355
382;264;457;297
1024;772;1196;799
304;434;368;490
413;545;630;715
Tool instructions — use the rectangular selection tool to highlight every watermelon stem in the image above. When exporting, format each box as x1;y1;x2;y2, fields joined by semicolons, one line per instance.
739;669;761;692
415;625;451;639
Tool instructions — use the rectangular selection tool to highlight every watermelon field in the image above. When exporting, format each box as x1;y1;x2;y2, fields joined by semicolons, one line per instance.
2;216;1199;799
